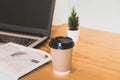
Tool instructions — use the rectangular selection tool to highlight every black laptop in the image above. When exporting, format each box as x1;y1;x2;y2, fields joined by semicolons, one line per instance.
0;0;55;48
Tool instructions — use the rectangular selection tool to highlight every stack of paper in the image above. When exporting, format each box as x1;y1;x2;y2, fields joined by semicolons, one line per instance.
0;42;51;80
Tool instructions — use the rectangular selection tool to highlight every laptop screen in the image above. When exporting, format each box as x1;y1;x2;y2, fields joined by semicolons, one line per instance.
0;0;55;36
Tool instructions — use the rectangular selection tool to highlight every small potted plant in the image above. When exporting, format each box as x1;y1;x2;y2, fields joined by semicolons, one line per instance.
67;6;79;42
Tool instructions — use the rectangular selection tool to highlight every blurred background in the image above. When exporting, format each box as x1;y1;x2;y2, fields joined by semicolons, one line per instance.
53;0;120;34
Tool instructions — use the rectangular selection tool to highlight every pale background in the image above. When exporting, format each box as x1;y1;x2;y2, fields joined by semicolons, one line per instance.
53;0;120;34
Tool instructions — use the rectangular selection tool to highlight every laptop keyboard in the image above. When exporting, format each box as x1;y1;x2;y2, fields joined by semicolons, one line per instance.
0;34;37;46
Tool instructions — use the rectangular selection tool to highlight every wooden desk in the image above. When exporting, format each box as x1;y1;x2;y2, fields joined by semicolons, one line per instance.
20;24;120;80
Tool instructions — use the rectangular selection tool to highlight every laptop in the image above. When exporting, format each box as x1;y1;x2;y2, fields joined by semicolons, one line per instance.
0;0;55;48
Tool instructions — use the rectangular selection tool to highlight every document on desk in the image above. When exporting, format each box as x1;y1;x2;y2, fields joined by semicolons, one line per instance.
0;42;51;80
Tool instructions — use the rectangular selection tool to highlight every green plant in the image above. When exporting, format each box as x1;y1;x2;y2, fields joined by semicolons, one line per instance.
68;7;79;30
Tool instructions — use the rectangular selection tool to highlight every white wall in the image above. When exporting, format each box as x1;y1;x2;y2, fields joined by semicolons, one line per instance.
79;0;120;33
53;0;120;34
53;0;68;25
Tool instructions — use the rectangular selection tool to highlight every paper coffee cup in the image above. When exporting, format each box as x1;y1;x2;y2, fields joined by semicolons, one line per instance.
49;36;74;75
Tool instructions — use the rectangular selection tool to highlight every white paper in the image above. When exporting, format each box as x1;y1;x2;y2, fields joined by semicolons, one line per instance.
0;42;51;80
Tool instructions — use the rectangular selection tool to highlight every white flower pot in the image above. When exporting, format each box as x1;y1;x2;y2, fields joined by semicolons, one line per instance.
67;29;80;42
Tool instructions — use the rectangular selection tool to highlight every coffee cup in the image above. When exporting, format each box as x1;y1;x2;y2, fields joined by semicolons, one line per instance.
49;36;74;75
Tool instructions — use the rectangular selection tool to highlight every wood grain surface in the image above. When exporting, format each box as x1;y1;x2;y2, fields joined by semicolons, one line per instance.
20;24;120;80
